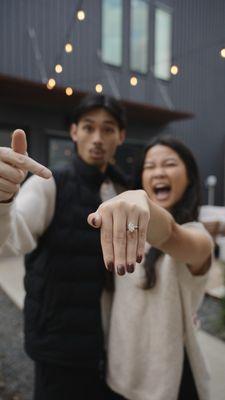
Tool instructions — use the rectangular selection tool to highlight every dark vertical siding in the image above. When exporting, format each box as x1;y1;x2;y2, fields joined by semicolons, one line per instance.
169;0;225;203
0;0;225;203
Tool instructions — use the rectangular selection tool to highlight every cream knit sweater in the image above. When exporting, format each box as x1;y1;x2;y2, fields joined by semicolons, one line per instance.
105;222;212;400
0;179;211;400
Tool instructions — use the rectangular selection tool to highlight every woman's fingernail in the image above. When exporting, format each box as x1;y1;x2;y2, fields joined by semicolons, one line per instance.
107;262;114;272
136;255;143;263
117;265;125;276
127;264;134;273
92;218;96;226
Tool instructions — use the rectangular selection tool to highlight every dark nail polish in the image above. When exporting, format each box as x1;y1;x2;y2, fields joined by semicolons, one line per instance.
117;265;125;276
136;255;143;263
107;262;114;272
92;218;96;226
127;264;134;273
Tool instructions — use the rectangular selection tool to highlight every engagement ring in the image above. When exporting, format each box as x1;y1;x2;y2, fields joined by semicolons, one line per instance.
127;222;139;233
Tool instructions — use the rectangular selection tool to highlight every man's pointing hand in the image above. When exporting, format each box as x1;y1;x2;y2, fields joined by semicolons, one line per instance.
0;129;52;202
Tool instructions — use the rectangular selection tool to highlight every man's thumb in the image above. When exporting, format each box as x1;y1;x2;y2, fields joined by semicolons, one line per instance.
87;211;102;228
11;129;27;155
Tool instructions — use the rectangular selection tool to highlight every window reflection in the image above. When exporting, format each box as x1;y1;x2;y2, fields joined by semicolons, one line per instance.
102;0;123;66
154;6;172;80
130;0;149;73
48;137;74;168
116;141;144;177
0;129;12;147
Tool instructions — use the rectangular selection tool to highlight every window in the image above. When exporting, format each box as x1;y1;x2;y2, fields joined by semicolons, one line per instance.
0;128;12;147
102;0;123;66
154;6;172;80
130;0;149;73
116;140;144;177
48;137;74;168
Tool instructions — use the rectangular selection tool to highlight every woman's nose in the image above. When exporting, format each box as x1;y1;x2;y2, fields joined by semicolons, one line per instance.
152;167;166;177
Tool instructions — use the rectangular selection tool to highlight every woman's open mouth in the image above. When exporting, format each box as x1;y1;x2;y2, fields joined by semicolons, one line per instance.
153;183;171;201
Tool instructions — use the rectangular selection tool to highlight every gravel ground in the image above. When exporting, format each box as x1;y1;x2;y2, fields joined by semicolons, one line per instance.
0;287;33;400
198;294;225;342
0;285;225;400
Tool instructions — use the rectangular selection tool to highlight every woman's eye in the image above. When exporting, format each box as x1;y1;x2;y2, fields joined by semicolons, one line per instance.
144;165;154;170
165;163;176;167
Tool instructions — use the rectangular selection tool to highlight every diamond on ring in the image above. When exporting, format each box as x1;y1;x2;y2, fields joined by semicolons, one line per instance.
127;222;139;233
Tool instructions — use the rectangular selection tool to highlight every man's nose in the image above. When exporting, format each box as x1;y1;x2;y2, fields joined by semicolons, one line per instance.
92;130;103;143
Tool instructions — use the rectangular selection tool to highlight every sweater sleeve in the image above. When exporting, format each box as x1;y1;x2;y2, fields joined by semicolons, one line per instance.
0;175;56;256
177;221;214;313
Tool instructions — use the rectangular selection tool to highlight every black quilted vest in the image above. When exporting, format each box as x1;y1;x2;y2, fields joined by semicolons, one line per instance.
24;156;127;368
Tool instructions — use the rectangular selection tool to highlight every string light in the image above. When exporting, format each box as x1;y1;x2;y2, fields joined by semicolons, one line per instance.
220;48;225;58
65;43;73;53
130;76;138;86
95;84;103;93
170;65;179;75
48;3;225;98
77;10;86;21
55;64;63;73
65;87;73;96
47;78;56;89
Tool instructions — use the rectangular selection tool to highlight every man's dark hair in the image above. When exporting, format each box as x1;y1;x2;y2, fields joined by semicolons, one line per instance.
73;94;126;130
135;135;202;289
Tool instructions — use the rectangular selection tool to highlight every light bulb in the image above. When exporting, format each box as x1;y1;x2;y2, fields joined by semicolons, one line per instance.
65;87;73;96
130;76;138;86
95;84;103;93
65;43;73;53
220;48;225;58
55;64;63;73
47;78;56;89
170;65;179;75
77;10;86;21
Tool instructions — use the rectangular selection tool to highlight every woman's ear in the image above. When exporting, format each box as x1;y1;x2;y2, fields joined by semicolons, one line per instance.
70;123;78;143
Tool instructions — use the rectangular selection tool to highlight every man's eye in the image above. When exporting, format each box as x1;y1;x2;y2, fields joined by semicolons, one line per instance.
104;128;114;134
83;125;92;132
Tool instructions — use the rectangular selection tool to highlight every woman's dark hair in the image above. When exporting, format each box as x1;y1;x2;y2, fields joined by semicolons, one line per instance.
135;135;202;289
72;94;126;130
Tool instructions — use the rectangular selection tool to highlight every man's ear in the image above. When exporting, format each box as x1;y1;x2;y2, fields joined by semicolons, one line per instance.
70;123;78;142
119;129;126;146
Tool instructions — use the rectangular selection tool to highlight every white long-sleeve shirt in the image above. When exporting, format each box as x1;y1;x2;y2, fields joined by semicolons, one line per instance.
0;174;116;257
0;175;56;256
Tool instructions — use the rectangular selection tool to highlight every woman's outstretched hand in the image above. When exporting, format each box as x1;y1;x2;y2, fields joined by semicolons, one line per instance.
87;190;150;275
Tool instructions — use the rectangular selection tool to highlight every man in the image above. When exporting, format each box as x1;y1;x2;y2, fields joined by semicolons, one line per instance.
0;94;128;399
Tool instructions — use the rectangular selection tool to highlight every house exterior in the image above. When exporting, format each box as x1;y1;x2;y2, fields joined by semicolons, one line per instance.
0;0;224;204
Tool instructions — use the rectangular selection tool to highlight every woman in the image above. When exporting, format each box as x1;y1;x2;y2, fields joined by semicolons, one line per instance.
88;136;213;400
